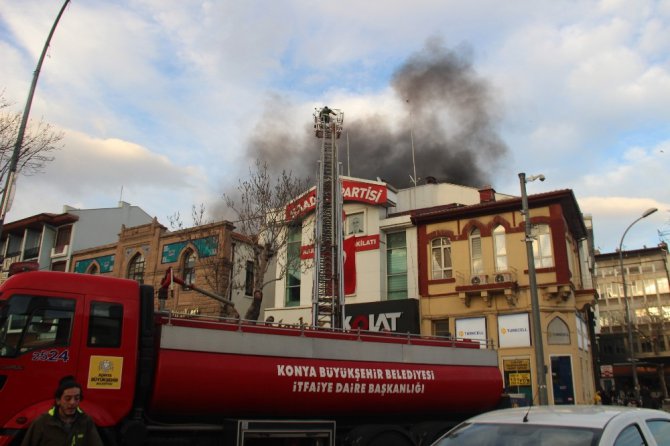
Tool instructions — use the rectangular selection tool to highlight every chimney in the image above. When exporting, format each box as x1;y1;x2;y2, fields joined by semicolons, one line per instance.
478;186;496;203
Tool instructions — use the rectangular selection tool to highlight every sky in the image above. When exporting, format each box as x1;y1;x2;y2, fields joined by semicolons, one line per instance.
1;0;669;253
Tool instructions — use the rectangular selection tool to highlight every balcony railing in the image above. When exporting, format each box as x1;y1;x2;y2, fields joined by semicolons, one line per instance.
51;244;69;258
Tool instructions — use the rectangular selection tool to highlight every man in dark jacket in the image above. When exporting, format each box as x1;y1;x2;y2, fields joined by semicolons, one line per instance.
21;376;103;446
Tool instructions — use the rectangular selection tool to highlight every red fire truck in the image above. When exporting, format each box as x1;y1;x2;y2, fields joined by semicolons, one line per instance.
0;269;505;445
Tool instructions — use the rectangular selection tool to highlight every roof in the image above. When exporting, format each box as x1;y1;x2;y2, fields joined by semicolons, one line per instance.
411;189;587;240
464;405;669;429
1;213;79;237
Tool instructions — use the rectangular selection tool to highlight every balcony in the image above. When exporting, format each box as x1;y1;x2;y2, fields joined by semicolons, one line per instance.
455;268;519;307
23;246;40;259
51;244;69;258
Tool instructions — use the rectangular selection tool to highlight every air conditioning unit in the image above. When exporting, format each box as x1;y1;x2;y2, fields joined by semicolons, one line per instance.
470;274;488;285
494;273;512;283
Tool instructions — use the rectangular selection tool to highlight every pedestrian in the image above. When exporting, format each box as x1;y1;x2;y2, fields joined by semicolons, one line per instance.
21;376;103;446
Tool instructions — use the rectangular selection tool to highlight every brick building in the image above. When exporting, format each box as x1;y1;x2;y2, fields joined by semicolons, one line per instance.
70;218;262;318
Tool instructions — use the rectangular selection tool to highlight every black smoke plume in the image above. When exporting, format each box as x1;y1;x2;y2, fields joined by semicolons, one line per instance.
244;38;507;189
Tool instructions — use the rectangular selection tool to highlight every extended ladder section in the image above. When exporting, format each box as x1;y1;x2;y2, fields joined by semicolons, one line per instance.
312;108;344;328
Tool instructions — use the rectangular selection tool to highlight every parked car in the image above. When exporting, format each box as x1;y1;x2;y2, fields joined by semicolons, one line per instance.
431;405;670;446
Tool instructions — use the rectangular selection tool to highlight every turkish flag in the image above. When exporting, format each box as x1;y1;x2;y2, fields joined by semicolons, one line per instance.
343;236;356;295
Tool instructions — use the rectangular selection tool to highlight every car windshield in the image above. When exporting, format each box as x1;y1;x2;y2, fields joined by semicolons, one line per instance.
433;422;602;446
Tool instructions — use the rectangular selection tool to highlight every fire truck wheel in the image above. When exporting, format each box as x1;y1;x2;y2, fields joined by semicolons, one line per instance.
119;420;147;446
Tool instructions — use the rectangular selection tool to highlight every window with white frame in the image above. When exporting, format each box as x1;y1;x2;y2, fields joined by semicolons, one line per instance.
493;225;507;272
431;237;452;279
182;249;196;286
532;224;553;268
470;228;483;275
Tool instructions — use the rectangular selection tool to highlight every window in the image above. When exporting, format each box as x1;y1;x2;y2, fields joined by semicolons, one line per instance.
431;238;452;279
386;232;407;300
54;225;72;251
0;294;74;358
285;226;301;307
658;277;669;293
182;249;196;286
51;261;67;272
532;224;553;268
493;225;507;272
644;279;657;296
614;424;645;446
23;230;41;259
127;253;145;284
88;302;123;348
346;212;365;235
87;263;99;275
6;235;21;257
646;419;670;445
432;319;450;337
245;260;254;296
470;228;483;274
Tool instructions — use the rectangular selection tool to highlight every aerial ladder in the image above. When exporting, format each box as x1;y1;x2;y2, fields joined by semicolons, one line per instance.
312;107;344;328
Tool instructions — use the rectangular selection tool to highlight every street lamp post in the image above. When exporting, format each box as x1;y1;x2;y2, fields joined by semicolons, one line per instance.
519;172;548;406
619;207;658;404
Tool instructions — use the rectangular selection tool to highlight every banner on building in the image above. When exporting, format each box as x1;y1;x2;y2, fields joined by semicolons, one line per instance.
498;313;531;348
344;236;356;295
455;317;487;348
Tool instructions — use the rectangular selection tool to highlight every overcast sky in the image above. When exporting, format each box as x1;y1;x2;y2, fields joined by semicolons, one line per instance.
1;0;669;253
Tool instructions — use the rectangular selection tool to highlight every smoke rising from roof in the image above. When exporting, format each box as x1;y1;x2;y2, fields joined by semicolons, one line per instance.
244;39;507;189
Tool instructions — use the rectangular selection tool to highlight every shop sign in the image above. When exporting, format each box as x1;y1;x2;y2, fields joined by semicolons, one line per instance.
508;372;531;386
498;313;531;348
504;359;531;372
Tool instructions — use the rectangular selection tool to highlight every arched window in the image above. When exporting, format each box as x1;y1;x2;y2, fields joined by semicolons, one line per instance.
86;263;99;275
547;317;570;345
493;225;507;272
182;249;196;286
431;238;452;279
470;228;483;275
127;253;145;284
532;224;554;268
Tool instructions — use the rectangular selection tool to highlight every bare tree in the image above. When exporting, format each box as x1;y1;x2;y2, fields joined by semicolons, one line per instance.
0;92;63;193
166;204;239;319
225;159;308;321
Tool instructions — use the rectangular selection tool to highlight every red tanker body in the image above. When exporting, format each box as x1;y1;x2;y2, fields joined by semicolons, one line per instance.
0;271;505;446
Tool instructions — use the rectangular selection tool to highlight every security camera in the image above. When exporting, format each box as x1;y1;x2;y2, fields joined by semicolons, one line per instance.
538;175;546;182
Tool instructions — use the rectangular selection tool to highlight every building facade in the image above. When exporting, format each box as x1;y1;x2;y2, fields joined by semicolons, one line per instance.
412;189;598;405
70;218;262;318
0;201;153;279
267;177;513;327
594;243;670;405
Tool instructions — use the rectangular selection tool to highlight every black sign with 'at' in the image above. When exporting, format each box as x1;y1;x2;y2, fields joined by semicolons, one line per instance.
343;299;420;334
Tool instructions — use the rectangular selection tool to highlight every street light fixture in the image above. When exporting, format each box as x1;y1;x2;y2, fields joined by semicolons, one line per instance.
519;172;548;405
619;207;658;404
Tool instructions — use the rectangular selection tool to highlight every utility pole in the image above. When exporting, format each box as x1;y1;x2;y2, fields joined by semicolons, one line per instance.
519;172;548;405
0;0;71;236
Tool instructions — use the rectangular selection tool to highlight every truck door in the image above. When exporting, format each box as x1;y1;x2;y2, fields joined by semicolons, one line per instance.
0;292;81;428
75;294;138;426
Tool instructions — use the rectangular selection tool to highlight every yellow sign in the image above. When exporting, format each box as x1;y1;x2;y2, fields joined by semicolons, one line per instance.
88;355;123;389
503;359;531;371
509;372;531;386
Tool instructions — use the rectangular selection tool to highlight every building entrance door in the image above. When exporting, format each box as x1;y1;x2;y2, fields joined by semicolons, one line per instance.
551;355;575;404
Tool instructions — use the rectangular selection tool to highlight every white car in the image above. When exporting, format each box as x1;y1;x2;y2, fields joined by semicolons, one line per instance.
431;405;670;446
